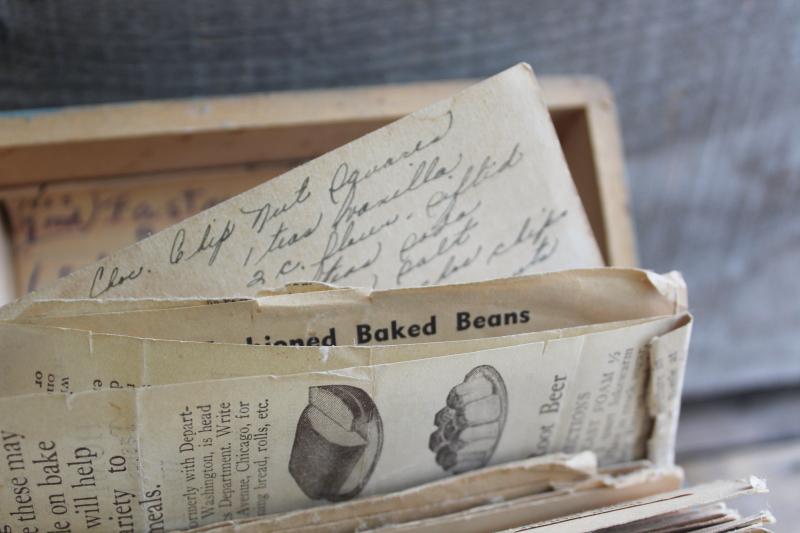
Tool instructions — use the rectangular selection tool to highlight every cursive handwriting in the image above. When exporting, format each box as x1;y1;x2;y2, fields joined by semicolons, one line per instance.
488;209;567;274
327;111;453;221
426;143;523;231
433;245;483;285
322;215;399;262
255;213;323;265
170;219;236;267
239;176;312;234
329;154;462;231
15;186;226;246
392;143;523;285
275;259;304;279
397;212;480;285
294;214;399;285
89;264;145;298
400;201;481;257
310;241;383;286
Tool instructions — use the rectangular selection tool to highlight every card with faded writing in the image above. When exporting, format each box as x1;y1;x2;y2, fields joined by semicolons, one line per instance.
0;63;601;320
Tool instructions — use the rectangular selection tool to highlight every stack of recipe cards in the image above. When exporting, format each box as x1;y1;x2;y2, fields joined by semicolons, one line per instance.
0;64;773;532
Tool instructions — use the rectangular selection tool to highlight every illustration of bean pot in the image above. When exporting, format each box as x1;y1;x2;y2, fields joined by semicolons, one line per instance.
429;365;508;474
289;385;383;502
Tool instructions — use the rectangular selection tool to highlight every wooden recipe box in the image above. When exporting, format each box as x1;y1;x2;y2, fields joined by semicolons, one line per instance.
0;76;637;304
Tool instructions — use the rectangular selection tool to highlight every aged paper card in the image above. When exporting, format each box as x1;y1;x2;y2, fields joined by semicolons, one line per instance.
1;63;601;319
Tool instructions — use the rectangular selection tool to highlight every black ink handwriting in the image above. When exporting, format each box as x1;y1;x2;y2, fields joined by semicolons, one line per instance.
169;219;236;266
89;264;145;298
329;154;462;230
433;245;483;285
320;215;399;264
397;214;479;285
274;259;304;279
487;209;567;274
239;176;312;234
310;242;383;285
400;201;481;257
254;213;323;265
425;143;523;231
327;110;453;220
169;220;236;266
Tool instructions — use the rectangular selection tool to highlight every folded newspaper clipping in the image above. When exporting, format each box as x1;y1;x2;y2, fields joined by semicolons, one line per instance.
0;269;691;530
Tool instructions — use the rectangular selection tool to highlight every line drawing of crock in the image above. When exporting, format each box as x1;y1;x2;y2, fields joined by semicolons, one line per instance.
429;364;508;474
289;384;383;502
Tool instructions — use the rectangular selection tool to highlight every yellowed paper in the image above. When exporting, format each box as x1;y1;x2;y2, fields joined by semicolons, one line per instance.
1;63;601;320
696;511;775;533
361;466;684;533
0;269;687;414
181;453;598;533
11;297;236;322
0;312;680;396
603;503;735;533
0;313;690;531
509;477;767;532
18;268;685;346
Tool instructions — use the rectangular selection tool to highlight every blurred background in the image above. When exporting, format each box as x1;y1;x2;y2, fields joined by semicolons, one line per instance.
1;0;797;520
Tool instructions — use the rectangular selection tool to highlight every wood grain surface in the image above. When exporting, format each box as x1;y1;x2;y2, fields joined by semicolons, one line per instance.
679;435;799;526
0;0;798;397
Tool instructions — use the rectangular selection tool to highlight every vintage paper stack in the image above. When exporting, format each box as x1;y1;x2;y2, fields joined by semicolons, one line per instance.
0;64;773;532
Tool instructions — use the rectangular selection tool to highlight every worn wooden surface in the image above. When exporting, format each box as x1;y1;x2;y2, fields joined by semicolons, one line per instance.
677;391;800;524
677;393;800;524
1;0;798;397
679;436;799;526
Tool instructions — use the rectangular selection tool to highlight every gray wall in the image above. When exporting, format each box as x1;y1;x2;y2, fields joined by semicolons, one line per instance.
2;0;798;397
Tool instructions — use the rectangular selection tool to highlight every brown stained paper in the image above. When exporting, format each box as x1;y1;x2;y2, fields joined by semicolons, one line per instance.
0;312;691;531
0;63;602;320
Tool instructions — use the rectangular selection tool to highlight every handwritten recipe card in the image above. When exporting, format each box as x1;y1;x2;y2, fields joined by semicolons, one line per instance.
4;63;602;316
